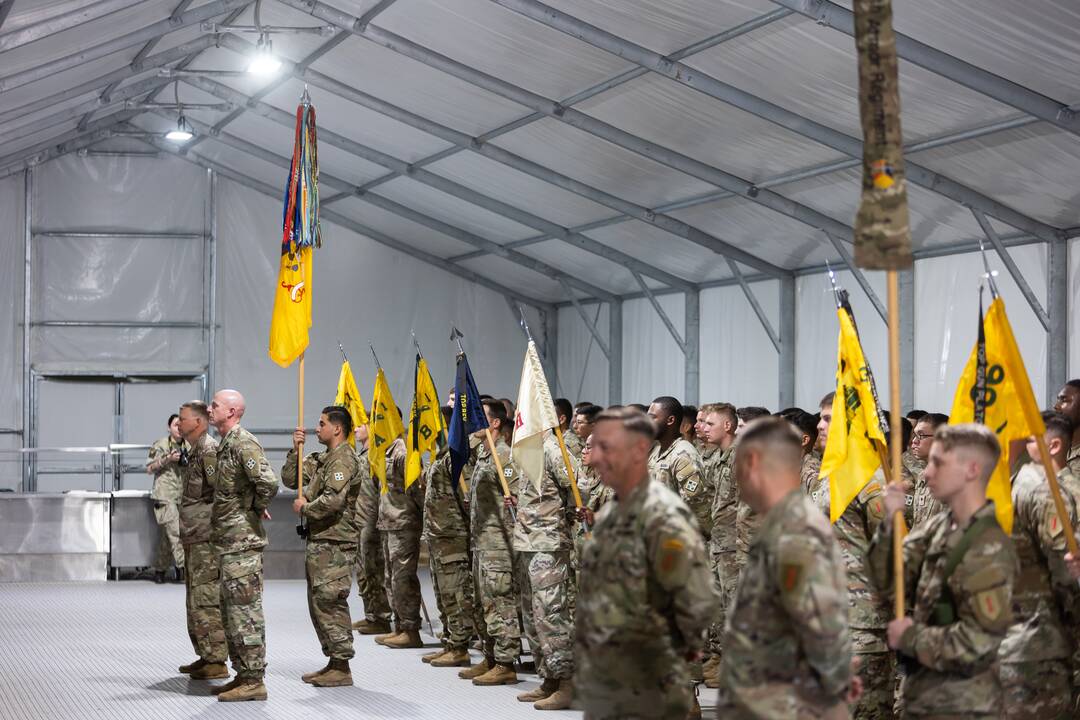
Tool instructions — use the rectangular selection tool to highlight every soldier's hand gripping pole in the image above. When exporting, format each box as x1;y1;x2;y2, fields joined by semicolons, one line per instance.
484;428;517;525
553;425;589;536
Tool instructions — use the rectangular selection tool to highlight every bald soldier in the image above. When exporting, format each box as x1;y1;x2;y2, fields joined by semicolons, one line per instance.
647;396;709;538
282;406;365;687
206;389;279;702
716;417;855;718
175;400;227;680
576;407;717;720
868;424;1018;718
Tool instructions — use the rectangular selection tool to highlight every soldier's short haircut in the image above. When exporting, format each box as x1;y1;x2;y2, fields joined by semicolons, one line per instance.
628;403;649;413
736;416;803;471
704;402;737;428
933;424;1001;481
500;398;515;417
322;405;353;436
440;405;453;427
595;406;658;440
819;391;836;409
881;409;912;450
483;398;510;435
1066;379;1080;391
554;397;573;422
651;396;683;422
919;412;949;430
682;405;698;423
737;406;771;423
168;413;179;426
906;409;929;422
785;409;819;448
574;401;594;412
575;404;602;423
1042;410;1074;445
179;401;209;422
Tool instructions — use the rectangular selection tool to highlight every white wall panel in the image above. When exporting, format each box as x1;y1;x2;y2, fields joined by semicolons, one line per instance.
700;281;780;410
622;294;685;405
0;174;23;432
1070;239;1080;383
556;303;609;407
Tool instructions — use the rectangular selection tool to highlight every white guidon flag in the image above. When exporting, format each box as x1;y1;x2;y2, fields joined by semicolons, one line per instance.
511;340;559;492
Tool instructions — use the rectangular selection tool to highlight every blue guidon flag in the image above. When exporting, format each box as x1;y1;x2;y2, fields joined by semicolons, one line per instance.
448;351;488;489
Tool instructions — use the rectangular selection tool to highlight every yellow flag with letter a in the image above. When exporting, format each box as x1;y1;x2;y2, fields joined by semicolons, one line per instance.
368;368;404;493
821;306;886;522
334;360;369;447
949;296;1044;534
405;355;446;490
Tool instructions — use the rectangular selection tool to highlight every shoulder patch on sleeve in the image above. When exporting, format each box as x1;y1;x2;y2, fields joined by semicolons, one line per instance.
656;536;687;577
867;497;885;522
780;562;805;593
334;471;344;483
1045;508;1064;538
973;586;1007;625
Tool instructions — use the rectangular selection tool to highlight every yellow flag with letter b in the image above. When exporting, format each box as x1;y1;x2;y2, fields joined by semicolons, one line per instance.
949;296;1044;534
334;360;368;447
821;306;885;522
368;368;403;493
405;355;445;489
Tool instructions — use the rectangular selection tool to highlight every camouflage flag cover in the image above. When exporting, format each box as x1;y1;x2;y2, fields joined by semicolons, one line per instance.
853;0;912;269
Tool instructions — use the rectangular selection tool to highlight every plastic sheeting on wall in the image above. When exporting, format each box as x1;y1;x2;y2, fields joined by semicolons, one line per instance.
0;175;23;431
556;303;610;407
700;281;780;410
622;294;686;404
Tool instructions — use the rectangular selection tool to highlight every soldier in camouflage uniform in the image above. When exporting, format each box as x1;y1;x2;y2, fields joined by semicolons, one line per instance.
576;407;717;720
421;414;478;669
1052;380;1080;477
462;400;522;686
352;424;392;635
573;433;613;564
375;436;424;649
175;401;228;680
717;417;854;718
510;429;581;710
147;414;185;583
909;414;948;528
206;389;279;702
732;407;772;581
813;393;895;719
571;404;600;464
698;403;737;687
647;397;709;537
282;406;365;687
868;424;1019;718
556;398;583;461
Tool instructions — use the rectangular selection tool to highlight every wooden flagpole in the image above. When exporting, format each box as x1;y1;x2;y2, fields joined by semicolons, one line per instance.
297;352;305;497
886;273;905;619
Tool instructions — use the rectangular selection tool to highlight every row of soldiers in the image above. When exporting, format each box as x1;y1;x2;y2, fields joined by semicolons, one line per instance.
149;378;1080;717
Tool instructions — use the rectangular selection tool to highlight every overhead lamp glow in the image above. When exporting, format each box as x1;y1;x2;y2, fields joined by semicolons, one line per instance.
165;114;194;142
248;34;281;75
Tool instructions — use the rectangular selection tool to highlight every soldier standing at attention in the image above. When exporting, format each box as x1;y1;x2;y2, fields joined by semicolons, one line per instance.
555;397;582;460
375;426;424;649
421;405;478;668
175;401;227;680
147;413;186;583
909;413;949;528
571;404;600;459
352;423;392;635
716;416;855;718
282;406;364;687
206;389;279;702
868;424;1018;718
462;399;522;686
576;407;716;720
1052;380;1080;475
647;397;708;538
574;432;613;564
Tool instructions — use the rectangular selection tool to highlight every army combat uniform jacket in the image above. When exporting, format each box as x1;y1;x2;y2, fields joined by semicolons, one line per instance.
282;442;364;545
422;445;472;557
179;432;218;546
210;425;279;555
513;434;577;553
376;438;420;532
867;502;1018;717
649;438;709;540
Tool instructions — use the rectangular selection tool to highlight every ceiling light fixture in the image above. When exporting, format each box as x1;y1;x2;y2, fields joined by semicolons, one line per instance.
165;113;194;142
248;33;282;75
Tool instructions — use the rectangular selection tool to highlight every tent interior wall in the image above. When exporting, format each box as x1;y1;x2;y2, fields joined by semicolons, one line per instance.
0;0;1078;492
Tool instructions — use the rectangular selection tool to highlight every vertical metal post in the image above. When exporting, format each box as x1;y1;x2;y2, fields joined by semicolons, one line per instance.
22;168;32;492
205;168;218;400
684;288;700;405
114;381;124;491
608;298;622;405
778;276;796;408
898;267;915;412
543;306;559;396
1048;239;1068;405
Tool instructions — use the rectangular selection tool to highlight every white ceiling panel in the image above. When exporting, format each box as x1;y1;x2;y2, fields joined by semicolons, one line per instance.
330;196;479;259
457;252;568;300
582;220;735;284
519;238;666;296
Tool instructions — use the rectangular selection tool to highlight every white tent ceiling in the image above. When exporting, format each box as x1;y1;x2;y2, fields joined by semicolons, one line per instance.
1;0;1078;306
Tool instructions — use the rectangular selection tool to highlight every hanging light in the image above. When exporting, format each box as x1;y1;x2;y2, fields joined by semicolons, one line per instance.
165;113;194;142
248;32;281;75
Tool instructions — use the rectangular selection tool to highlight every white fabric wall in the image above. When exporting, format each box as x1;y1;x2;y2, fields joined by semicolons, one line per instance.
0;174;24;489
622;294;685;404
700;281;780;409
556;303;609;406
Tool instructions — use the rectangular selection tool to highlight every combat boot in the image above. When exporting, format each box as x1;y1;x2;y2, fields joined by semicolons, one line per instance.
472;663;518;686
422;647;448;664
154;571;166;584
430;648;471;668
534;678;573;710
190;662;229;680
217;680;267;702
178;658;206;674
686;695;702;720
210;677;241;696
517;677;558;702
382;629;423;649
374;630;401;645
301;661;332;684
174;567;185;584
458;656;493;680
353;618;391;635
311;659;352;687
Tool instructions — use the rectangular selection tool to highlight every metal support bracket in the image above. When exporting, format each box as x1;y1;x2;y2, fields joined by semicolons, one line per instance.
557;278;610;359
631;271;686;353
971;207;1050;330
726;258;781;352
824;231;888;323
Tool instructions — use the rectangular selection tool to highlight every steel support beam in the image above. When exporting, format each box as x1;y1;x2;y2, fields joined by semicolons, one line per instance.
574;302;602;401
684;288;700;405
726;258;781;352
769;0;1080;138
494;0;1064;243
141;134;556;312
542;307;558;395
0;0;253;92
823;231;887;322
22;167;31;491
1048;240;1068;406
558;279;610;359
608;299;622;405
971;208;1050;330
216;33;788;277
778;276;796;408
162;109;616;301
0;108;143;178
0;0;147;52
898;268;915;413
279;0;864;246
177;73;690;291
631;271;686;352
0;1;14;32
205;167;218;398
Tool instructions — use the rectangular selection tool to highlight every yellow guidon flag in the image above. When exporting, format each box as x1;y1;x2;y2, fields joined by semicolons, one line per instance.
334;360;369;448
368;368;404;494
405;355;446;490
949;296;1044;534
820;304;886;522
